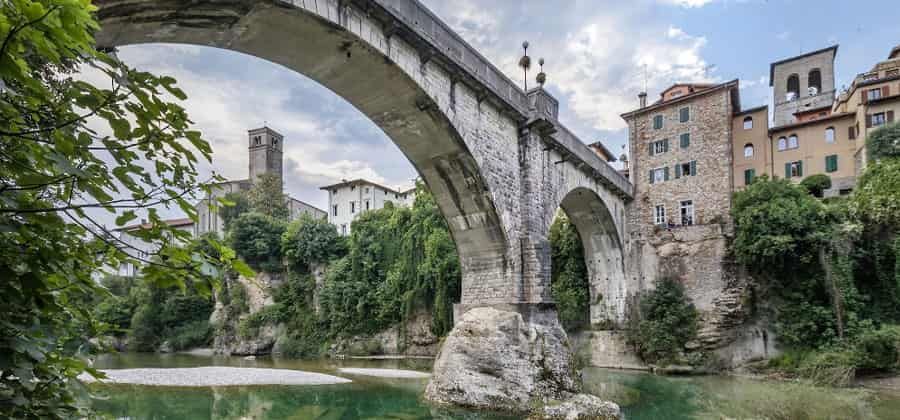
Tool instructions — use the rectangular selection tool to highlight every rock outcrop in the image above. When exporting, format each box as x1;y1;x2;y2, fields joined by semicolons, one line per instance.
211;272;282;356
424;306;620;418
528;393;622;420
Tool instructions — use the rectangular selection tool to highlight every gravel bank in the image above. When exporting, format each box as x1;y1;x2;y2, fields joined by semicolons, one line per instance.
337;368;430;378
79;367;351;386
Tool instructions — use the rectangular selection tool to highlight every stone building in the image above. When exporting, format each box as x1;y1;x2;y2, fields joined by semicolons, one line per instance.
320;178;415;235
195;126;326;237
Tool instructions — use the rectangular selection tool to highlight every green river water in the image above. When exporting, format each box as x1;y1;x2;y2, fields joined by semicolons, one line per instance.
91;353;900;419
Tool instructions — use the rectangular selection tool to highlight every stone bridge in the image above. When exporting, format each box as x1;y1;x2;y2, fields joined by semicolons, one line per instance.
95;0;634;412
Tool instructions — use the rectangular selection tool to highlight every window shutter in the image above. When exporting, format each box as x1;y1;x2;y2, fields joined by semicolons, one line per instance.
680;133;690;148
866;115;873;128
848;126;856;140
745;169;755;186
664;166;670;181
884;85;890;96
690;160;697;176
649;170;654;184
663;139;669;152
649;142;655;156
798;160;803;177
675;164;682;178
888;110;895;123
785;162;791;178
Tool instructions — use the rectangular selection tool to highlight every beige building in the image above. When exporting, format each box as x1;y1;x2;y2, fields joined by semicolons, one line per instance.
731;105;769;189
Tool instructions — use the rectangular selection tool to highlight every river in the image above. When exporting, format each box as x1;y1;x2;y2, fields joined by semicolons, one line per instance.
90;353;900;419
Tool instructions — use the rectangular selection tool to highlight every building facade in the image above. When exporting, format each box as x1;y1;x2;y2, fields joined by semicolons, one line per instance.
195;126;327;237
321;179;414;235
115;218;195;277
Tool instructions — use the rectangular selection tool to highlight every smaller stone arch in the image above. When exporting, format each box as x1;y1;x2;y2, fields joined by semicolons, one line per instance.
557;187;628;327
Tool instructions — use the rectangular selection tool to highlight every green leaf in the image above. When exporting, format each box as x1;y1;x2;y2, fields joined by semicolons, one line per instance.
115;211;138;227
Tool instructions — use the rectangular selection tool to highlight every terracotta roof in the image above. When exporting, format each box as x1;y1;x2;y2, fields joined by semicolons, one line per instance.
319;178;406;195
769;111;853;133
890;45;900;60
769;45;838;87
735;105;767;116
621;79;740;119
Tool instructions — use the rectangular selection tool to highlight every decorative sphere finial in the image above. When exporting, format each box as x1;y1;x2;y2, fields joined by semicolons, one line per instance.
536;57;546;87
518;41;532;90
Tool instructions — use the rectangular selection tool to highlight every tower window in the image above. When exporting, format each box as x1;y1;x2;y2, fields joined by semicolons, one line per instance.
786;74;800;101
808;69;822;95
273;138;278;145
253;135;261;145
825;127;835;143
744;143;754;158
743;116;753;130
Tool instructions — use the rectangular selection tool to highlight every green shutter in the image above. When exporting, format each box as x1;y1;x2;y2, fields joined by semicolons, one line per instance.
680;133;690;148
675;163;682;178
690;160;697;176
744;169;755;185
649;170;654;184
664;167;670;181
680;107;689;122
826;155;838;172
798;160;803;177
663;139;669;152
785;162;791;178
649;142;655;156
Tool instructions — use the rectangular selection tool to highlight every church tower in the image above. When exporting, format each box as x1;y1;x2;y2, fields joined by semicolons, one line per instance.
247;126;284;187
770;46;838;127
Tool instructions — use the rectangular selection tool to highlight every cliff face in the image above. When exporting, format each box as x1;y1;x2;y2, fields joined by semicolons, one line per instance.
211;272;283;356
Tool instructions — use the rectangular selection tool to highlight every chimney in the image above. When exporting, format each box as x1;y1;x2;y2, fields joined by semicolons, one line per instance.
638;92;647;109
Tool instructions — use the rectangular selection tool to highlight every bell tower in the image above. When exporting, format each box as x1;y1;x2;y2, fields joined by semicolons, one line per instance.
247;126;284;187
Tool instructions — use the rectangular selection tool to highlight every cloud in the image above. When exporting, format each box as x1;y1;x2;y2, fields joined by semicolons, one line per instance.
658;0;716;8
776;31;791;40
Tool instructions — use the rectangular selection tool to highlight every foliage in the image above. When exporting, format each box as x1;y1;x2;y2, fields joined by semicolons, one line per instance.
549;214;590;332
800;174;832;198
0;0;249;416
626;279;699;364
219;192;250;230
282;214;345;272
246;173;288;220
850;158;900;226
732;176;831;272
865;121;900;161
125;281;214;352
229;212;286;272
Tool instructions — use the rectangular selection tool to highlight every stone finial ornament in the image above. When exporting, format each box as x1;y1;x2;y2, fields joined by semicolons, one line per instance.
536;58;546;87
518;41;531;90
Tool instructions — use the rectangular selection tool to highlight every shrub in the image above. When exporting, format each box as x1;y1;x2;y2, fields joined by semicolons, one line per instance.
801;174;832;198
627;278;699;364
165;320;212;351
549;215;590;332
229;212;286;272
282;214;345;272
866;121;900;161
798;349;857;386
852;326;900;371
850;158;900;226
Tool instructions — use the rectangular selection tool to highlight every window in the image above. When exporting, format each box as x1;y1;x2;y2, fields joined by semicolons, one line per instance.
365;200;370;210
872;112;887;127
650;139;669;155
679;133;690;148
653;115;664;130
744;143;754;158
654;205;666;226
868;88;882;101
350;185;355;191
785;160;803;178
808;69;822;95
825;155;838;173
786;74;800;101
649;167;669;184
253;135;261;145
887;69;899;78
273;138;278;146
341;224;347;235
670;90;683;98
679;107;690;123
777;137;787;151
365;187;369;194
680;200;694;226
744;169;756;186
863;72;878;82
332;204;338;217
675;160;697;178
825;127;835;143
788;135;799;149
743;116;753;130
350;201;356;214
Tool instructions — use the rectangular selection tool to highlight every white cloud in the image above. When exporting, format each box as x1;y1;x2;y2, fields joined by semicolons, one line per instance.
659;0;716;8
776;31;791;40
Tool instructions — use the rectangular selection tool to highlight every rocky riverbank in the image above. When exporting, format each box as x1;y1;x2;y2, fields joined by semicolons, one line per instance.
79;366;350;386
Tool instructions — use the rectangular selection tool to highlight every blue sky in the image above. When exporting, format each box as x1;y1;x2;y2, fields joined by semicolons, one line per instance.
95;0;900;214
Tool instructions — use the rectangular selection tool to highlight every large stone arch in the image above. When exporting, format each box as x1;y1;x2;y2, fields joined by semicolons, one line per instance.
94;0;525;304
555;186;628;327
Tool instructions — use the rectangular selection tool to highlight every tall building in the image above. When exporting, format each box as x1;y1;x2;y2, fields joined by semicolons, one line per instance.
770;46;838;127
195;126;326;237
320;179;415;235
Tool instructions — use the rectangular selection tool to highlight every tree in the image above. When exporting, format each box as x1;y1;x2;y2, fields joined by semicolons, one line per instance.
219;191;250;230
0;1;248;416
282;214;345;272
549;214;590;332
246;173;288;220
866;121;900;162
801;174;832;198
628;278;699;364
229;212;286;272
851;158;900;227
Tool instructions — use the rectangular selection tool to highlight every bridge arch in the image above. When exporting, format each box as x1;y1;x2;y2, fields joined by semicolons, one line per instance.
95;0;525;303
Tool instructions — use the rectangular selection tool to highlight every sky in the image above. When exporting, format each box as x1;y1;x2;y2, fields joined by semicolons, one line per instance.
93;0;900;217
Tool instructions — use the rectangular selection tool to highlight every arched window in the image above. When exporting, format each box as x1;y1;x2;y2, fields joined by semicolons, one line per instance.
808;69;822;96
825;127;835;143
786;74;800;101
744;143;754;158
778;137;787;151
743;116;753;130
788;134;799;149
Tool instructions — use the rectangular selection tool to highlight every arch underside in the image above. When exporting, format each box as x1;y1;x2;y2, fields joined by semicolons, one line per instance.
94;0;517;303
558;187;628;326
